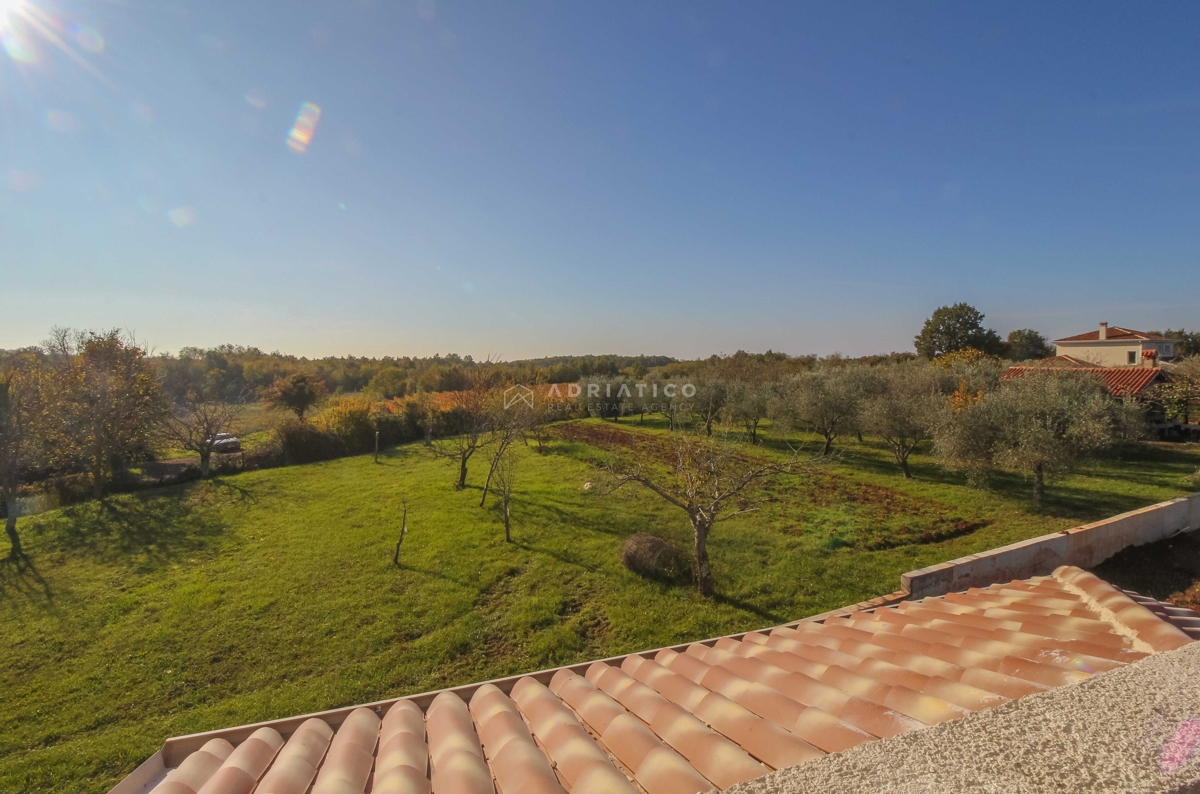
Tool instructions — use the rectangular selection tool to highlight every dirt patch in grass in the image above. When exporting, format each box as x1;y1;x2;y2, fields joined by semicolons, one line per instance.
1092;531;1200;611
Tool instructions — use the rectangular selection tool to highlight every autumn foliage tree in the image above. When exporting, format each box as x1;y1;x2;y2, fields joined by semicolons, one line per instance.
0;357;42;559
43;330;168;500
263;373;326;420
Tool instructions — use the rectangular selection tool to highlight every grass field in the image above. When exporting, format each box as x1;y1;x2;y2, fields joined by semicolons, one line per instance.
2;419;1198;793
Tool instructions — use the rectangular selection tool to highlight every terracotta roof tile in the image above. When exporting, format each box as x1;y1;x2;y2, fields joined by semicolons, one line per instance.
1002;365;1165;397
123;567;1195;794
1055;326;1167;342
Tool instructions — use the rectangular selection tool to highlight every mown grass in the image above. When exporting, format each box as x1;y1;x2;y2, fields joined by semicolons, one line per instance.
2;419;1198;793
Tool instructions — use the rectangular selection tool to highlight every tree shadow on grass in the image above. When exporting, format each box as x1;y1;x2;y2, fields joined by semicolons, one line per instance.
711;591;788;626
210;476;259;504
0;553;55;607
35;491;228;570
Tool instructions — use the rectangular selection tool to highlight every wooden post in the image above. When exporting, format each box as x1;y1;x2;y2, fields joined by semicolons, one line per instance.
374;431;380;464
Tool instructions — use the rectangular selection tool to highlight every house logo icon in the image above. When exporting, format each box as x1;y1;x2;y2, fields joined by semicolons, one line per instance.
503;384;535;410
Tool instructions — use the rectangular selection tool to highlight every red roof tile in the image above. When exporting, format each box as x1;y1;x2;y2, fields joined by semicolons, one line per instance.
1056;326;1167;342
125;567;1194;794
1002;365;1165;397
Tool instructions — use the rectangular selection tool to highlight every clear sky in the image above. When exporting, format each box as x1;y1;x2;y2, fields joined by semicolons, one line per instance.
2;1;1197;360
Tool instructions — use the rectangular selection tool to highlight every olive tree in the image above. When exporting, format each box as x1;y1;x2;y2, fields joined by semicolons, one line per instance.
935;371;1144;502
858;362;943;478
769;366;872;456
602;431;798;596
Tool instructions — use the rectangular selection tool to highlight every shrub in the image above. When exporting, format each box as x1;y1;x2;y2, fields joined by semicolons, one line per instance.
1188;468;1200;489
620;533;689;583
313;396;376;453
275;418;346;464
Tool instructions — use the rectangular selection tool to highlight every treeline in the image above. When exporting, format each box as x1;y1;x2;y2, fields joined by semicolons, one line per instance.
156;349;679;403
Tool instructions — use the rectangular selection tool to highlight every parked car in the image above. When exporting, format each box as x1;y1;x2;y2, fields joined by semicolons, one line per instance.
208;433;241;453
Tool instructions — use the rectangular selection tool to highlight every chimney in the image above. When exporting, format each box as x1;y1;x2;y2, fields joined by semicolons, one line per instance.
1098;322;1108;341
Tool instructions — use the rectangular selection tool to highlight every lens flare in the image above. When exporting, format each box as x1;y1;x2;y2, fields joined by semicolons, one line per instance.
1;0;35;62
70;23;102;53
286;102;321;153
168;206;197;228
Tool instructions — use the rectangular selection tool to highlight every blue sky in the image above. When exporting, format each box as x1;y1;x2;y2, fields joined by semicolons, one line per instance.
1;1;1197;359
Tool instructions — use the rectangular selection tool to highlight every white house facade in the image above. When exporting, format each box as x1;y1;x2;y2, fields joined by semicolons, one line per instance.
1054;323;1174;366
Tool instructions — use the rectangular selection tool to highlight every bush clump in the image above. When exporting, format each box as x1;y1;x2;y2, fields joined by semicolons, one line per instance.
276;418;348;465
620;533;690;584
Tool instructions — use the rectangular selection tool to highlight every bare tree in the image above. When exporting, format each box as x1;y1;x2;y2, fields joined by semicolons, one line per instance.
603;431;799;596
493;449;518;542
430;370;494;490
159;393;241;478
480;400;531;506
392;500;408;565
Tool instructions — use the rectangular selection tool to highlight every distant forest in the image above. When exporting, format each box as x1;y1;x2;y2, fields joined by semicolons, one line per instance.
0;342;915;404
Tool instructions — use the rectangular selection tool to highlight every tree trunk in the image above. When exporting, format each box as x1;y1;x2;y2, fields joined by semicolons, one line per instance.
750;419;759;444
392;505;407;565
480;455;499;506
503;498;511;543
457;457;468;490
200;450;211;479
898;453;912;479
820;434;833;457
856;431;864;443
1033;463;1045;504
692;518;714;596
5;495;20;560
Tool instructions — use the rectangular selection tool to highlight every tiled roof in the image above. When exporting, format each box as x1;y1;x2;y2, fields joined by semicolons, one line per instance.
1056;326;1167;342
127;565;1196;794
1002;365;1165;398
1034;355;1102;367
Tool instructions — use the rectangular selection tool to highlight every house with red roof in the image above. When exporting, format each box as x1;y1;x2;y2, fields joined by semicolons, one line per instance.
1054;322;1177;366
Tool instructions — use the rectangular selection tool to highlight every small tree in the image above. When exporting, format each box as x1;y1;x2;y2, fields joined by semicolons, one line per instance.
493;448;518;543
603;431;797;596
915;303;1003;359
1005;329;1053;361
1156;356;1200;424
263;373;326;420
690;380;728;436
724;380;771;444
769;367;870;456
159;393;241;478
0;359;42;559
859;363;942;478
430;371;494;489
480;397;530;506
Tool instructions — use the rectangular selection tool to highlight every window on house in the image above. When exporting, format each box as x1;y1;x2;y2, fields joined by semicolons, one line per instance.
1127;351;1137;364
1164;344;1173;357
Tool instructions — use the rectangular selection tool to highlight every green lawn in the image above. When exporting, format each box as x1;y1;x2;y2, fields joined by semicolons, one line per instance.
2;420;1198;793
